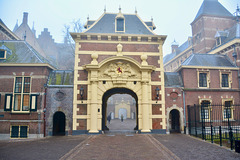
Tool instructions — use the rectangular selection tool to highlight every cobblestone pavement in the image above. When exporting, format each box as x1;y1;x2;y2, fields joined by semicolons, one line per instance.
0;135;89;160
60;134;179;160
1;133;240;160
106;119;136;130
152;134;240;160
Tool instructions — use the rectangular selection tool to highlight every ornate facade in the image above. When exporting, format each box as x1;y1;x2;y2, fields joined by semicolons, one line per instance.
71;9;167;134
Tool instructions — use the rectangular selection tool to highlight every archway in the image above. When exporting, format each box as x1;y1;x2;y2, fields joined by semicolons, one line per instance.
102;88;138;132
53;111;66;136
169;109;180;133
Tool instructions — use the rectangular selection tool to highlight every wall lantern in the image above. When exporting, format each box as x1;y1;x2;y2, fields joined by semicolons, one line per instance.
155;87;160;103
80;86;84;103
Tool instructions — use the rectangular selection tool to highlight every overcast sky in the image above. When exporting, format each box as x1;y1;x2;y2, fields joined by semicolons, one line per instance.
0;0;238;56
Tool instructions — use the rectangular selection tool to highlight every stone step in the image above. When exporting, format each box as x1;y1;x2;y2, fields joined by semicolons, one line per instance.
104;130;137;135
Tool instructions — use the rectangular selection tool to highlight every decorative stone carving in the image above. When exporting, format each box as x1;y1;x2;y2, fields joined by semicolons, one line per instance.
91;53;98;65
117;43;123;53
54;90;65;101
102;61;137;78
141;54;148;65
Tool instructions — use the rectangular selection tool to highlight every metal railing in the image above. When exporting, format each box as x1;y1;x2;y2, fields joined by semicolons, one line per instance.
188;104;240;150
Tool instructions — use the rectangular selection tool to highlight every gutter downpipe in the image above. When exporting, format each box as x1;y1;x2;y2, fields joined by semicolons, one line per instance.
182;89;187;134
43;84;47;137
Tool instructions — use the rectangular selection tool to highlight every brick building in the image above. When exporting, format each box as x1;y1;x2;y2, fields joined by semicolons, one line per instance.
70;8;167;134
0;21;56;139
163;0;240;133
164;0;239;72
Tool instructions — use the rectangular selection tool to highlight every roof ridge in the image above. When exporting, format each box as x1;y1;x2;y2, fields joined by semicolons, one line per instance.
82;12;106;33
24;41;44;63
135;14;157;35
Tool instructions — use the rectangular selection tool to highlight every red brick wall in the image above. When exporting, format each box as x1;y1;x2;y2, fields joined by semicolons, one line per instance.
79;42;159;52
192;16;234;53
0;66;52;136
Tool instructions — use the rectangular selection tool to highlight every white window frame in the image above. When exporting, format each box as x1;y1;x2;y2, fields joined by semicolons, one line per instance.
12;77;31;113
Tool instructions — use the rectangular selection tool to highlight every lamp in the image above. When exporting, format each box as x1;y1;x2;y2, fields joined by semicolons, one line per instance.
155;87;160;103
80;86;84;103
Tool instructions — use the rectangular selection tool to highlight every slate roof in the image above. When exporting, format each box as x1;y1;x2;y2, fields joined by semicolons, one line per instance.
193;0;233;22
84;13;155;35
48;70;74;85
163;38;192;64
164;72;183;87
0;40;56;68
181;54;236;67
213;22;240;48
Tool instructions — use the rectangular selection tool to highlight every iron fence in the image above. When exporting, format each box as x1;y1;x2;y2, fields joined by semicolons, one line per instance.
188;104;240;150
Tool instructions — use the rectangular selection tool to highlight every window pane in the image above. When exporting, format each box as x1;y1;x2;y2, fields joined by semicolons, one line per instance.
20;126;28;138
224;101;232;119
0;50;5;58
201;101;210;119
199;73;207;87
23;77;31;93
222;74;229;87
117;18;124;31
14;94;21;111
14;77;22;93
22;95;30;111
11;126;19;138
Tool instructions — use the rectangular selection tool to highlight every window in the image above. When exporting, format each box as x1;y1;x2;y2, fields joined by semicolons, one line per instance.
116;18;124;32
221;74;229;87
220;71;232;88
199;73;207;87
13;77;31;112
0;49;6;59
223;100;233;120
200;100;211;120
10;126;28;138
216;37;221;46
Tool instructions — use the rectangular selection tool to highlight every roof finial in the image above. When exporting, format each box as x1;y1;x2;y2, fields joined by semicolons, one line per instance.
151;16;153;22
87;15;89;21
233;4;240;22
119;5;121;13
104;5;106;12
135;7;137;14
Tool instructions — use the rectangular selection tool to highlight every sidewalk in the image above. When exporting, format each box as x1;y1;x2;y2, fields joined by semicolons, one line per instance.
152;134;240;160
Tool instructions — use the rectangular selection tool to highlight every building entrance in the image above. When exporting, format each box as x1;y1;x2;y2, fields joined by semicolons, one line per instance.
53;111;66;136
170;109;180;133
102;88;138;132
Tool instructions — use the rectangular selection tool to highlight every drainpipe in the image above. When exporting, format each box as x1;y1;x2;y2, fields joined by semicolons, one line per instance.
182;89;186;134
43;84;47;137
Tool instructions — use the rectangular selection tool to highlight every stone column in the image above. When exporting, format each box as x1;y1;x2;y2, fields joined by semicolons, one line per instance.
89;81;98;133
141;81;151;132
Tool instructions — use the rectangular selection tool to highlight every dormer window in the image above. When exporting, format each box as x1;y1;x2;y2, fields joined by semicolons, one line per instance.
116;18;124;32
216;37;221;46
0;49;6;59
115;8;125;32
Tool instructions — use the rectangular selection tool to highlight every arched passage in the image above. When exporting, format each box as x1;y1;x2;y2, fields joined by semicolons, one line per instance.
53;111;66;136
102;88;138;132
169;109;180;133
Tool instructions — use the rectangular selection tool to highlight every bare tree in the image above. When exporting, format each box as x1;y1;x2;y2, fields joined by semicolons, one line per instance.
62;19;83;53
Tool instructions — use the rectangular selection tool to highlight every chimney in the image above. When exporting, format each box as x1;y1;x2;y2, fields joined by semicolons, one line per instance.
23;12;28;24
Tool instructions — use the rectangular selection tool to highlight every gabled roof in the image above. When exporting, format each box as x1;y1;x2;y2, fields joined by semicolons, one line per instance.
0;19;20;40
193;0;233;23
164;72;183;87
84;12;155;35
181;53;236;68
0;40;56;69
